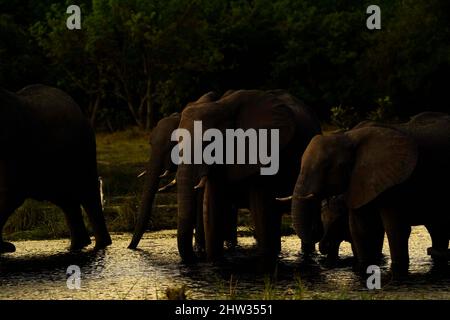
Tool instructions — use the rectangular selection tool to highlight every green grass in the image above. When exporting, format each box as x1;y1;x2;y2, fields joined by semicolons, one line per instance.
96;127;149;197
4;200;69;240
206;271;391;300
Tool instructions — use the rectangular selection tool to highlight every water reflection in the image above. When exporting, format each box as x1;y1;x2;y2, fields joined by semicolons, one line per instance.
0;227;448;300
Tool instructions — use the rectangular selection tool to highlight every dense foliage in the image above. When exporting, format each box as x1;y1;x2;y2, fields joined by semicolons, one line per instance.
1;0;449;129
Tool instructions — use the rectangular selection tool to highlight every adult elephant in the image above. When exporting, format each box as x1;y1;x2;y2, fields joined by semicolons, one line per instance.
176;90;322;262
0;85;112;253
128;91;238;252
318;113;450;262
290;112;450;278
128;112;182;250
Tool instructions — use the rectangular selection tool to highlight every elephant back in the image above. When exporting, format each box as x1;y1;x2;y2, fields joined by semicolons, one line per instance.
404;114;450;177
15;85;96;195
224;90;321;181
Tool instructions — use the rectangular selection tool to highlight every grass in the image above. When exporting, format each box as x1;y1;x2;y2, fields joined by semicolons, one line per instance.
206;270;390;300
4;200;69;240
96;127;149;197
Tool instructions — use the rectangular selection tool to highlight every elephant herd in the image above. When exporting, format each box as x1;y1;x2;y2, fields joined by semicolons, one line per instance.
1;85;449;280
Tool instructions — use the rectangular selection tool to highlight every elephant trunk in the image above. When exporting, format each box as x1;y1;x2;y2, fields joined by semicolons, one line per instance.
291;175;322;254
128;156;163;249
176;163;197;262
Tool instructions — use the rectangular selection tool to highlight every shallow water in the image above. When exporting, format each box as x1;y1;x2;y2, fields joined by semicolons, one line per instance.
0;226;448;300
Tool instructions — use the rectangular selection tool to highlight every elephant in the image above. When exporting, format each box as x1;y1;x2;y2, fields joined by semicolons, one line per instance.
128;91;238;253
0;84;112;253
128;112;182;250
175;89;322;262
290;112;450;278
318;194;384;268
318;195;353;262
321;113;450;259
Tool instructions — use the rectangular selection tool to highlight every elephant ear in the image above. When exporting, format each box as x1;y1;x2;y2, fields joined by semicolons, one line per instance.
346;127;418;209
235;91;298;150
222;91;299;180
270;103;298;150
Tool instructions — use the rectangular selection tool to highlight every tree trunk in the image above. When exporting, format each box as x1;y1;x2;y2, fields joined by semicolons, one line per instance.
127;100;143;129
145;93;154;130
89;94;100;127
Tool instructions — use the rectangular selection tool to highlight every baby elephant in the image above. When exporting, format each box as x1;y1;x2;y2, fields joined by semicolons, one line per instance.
319;195;385;267
319;195;352;263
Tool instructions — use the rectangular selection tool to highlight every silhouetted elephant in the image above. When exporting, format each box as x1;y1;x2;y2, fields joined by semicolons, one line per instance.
0;85;112;253
128;91;238;253
290;112;450;278
176;90;322;262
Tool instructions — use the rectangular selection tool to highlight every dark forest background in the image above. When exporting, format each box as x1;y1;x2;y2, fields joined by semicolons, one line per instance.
1;0;450;130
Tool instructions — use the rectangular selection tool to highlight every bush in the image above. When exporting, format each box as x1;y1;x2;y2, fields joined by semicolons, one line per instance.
330;105;360;130
367;96;394;122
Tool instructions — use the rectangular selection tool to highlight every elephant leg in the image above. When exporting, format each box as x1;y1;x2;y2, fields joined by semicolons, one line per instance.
0;165;19;252
0;188;23;253
349;208;384;274
381;208;411;278
350;242;358;267
82;189;112;249
319;240;341;268
249;187;281;259
326;242;340;264
367;207;384;262
194;189;205;255
224;204;238;250
373;227;385;262
203;178;225;261
0;199;21;253
425;223;449;265
60;204;91;251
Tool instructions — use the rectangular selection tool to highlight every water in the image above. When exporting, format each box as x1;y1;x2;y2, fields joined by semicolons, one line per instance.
0;226;448;300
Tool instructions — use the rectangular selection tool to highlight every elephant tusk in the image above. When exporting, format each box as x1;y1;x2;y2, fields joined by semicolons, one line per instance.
159;170;170;178
137;170;147;178
299;193;315;200
276;195;292;201
158;179;177;192
194;176;208;190
98;177;105;210
276;193;315;201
